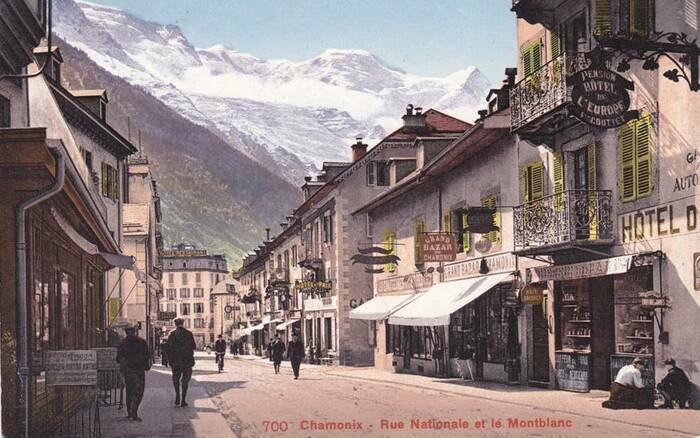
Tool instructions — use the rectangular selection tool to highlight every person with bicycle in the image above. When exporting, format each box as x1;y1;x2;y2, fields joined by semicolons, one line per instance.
214;334;227;372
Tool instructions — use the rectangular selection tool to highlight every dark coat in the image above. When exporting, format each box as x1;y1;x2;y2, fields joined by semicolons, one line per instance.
287;339;305;362
167;327;196;368
117;335;150;373
271;339;286;362
659;367;692;398
214;339;227;354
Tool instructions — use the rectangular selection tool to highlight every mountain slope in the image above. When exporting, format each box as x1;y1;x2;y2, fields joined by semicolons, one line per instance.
53;0;491;184
55;39;301;266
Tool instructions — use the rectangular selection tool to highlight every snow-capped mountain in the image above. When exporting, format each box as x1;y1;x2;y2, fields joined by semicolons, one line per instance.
53;0;491;183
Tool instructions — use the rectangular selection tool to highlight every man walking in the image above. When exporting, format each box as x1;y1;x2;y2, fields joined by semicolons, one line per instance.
287;332;305;380
271;333;285;374
116;325;151;421
167;318;196;407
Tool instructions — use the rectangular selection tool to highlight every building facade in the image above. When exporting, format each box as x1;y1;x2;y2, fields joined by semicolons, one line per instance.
161;245;229;349
509;0;700;399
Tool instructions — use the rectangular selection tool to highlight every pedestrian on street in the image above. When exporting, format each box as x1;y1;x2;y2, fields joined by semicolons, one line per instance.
287;332;305;380
167;318;196;407
271;333;286;374
658;358;693;409
214;334;227;372
160;336;169;367
116;324;151;421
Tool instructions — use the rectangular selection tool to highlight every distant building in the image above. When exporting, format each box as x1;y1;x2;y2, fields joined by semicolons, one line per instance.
161;244;229;349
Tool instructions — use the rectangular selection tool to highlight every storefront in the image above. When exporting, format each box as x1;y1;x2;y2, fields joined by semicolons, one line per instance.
527;253;661;392
382;253;521;383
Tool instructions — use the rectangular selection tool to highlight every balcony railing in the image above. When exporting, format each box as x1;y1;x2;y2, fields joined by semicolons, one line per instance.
514;190;613;250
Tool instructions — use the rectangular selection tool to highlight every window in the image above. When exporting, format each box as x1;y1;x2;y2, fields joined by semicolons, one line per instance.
99;100;107;121
444;208;470;253
619;113;653;202
100;162;119;201
166;303;176;313
479;286;509;363
179;288;190;298
480;195;501;244
195;272;201;284
324;317;333;350
183;318;190;328
414;218;426;264
291;245;298;266
193;318;205;329
313;222;320;257
193;288;204;298
180;303;190;315
521;161;545;203
367;161;376;185
376;162;390;186
210;300;215;313
366;214;373;238
594;0;613;36
685;0;698;30
168;273;174;285
628;0;653;38
166;289;176;300
383;230;397;272
521;40;542;78
194;303;204;314
181;272;188;285
323;213;334;244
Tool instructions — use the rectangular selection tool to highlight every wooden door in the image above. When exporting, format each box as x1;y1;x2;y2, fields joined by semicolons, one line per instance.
590;277;615;389
531;299;550;383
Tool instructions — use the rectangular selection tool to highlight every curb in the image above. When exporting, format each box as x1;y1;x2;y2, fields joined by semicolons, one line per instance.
323;369;698;437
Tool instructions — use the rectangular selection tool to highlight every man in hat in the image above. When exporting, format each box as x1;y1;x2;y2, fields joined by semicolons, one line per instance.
167;318;196;407
658;358;692;408
116;325;151;421
287;332;305;380
603;357;654;409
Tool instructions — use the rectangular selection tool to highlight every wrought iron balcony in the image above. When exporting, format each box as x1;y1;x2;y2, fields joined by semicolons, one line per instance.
513;190;614;254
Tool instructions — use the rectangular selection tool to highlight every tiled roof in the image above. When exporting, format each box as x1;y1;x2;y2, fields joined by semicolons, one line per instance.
383;109;472;141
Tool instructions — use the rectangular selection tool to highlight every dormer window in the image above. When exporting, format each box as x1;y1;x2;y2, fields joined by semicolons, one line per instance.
366;161;389;186
99;100;107;121
52;57;61;84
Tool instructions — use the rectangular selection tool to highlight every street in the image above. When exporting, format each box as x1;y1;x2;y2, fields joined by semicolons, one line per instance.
98;353;699;438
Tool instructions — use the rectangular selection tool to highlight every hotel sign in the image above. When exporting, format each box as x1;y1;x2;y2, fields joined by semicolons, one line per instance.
568;63;637;129
160;249;207;257
443;253;516;281
620;199;699;243
528;255;632;283
419;233;456;262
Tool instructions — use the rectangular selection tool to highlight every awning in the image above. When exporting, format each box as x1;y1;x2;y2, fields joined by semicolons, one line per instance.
246;322;266;333
349;293;421;321
265;318;283;326
389;272;513;326
276;319;300;331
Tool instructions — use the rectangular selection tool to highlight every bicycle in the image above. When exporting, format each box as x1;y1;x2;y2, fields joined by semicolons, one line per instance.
215;352;225;372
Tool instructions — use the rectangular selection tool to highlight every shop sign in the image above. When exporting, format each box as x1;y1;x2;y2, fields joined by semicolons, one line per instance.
555;352;590;393
568;63;637;129
474;238;492;254
520;285;544;305
640;291;671;308
528;255;632;283
619;198;699;243
92;347;119;371
419;233;456;262
158;311;177;321
695;252;700;291
466;207;499;234
377;272;433;294
294;280;332;295
160;249;207;257
349;298;365;308
443;253;516;282
46;350;98;386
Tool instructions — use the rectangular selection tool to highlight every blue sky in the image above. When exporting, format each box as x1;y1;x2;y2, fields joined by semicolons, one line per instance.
86;0;516;82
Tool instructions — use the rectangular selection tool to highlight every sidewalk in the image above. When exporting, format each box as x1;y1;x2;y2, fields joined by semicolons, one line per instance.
99;365;235;438
324;366;700;437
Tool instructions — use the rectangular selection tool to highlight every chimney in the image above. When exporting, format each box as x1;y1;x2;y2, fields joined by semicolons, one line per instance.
265;228;271;240
477;109;488;121
504;68;517;88
351;137;368;162
402;104;428;134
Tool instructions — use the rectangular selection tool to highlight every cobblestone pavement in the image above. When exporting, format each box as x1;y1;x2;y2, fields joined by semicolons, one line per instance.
187;353;699;438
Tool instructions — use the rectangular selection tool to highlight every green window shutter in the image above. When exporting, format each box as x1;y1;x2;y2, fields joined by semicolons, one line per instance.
636;113;653;197
551;30;562;59
384;230;397;273
531;161;545;201
522;46;533;78
520;165;529;203
630;0;650;38
619;120;637;202
112;167;120;201
443;213;451;233
594;0;614;36
481;195;501;244
522;41;541;77
461;209;470;252
414;219;425;264
587;144;597;191
101;162;108;197
552;153;565;213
